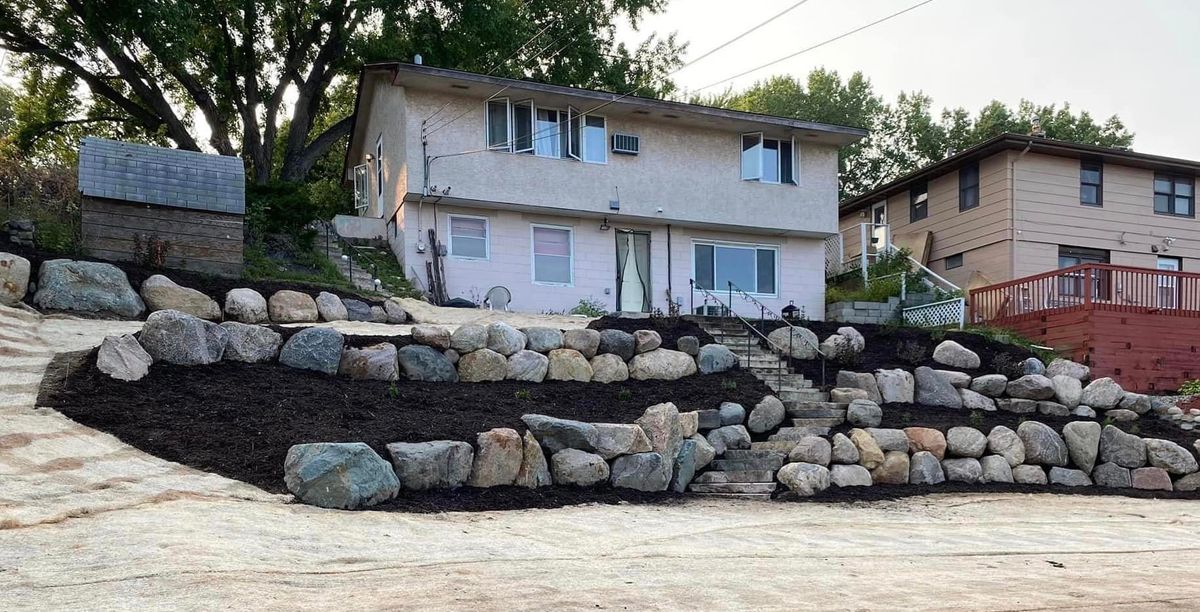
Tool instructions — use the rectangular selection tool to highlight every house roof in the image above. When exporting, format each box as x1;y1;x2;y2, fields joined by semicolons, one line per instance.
840;132;1200;215
78;137;246;215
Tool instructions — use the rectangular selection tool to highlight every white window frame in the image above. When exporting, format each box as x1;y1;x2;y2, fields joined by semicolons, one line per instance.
533;106;570;160
741;133;799;185
692;239;780;298
446;214;490;261
512;99;534;154
486;97;513;152
581;115;608;164
530;223;574;287
374;134;384;200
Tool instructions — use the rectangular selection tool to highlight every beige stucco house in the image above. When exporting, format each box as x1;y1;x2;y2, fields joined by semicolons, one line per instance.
343;62;866;316
837;133;1200;291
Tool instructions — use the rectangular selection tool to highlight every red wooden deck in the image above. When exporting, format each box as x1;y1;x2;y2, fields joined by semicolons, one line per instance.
970;264;1200;392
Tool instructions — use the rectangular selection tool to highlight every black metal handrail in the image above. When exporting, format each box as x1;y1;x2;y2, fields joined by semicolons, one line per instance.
690;279;789;391
317;219;380;292
725;280;826;387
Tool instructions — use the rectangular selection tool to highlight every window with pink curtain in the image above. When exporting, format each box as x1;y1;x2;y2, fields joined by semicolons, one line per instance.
532;226;572;284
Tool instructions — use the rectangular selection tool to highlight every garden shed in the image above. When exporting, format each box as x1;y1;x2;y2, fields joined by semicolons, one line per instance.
77;137;245;277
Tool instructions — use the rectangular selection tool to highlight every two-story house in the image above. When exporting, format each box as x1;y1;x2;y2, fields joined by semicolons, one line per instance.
838;133;1200;291
343;62;866;317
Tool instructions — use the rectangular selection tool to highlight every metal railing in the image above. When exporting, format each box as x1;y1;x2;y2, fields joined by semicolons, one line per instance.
725;280;826;387
316;220;381;293
690;280;792;391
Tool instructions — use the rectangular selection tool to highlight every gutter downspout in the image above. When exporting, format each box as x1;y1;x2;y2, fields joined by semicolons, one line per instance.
1009;140;1033;282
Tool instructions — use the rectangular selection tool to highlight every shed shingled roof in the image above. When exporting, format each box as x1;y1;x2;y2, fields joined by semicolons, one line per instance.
77;137;245;215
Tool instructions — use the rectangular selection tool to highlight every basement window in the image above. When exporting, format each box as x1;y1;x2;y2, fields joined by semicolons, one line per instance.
693;241;778;296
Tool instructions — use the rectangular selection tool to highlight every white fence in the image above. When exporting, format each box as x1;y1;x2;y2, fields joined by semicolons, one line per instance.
902;298;966;329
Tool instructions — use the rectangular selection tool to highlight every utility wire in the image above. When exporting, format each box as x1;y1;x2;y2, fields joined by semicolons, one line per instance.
680;0;812;70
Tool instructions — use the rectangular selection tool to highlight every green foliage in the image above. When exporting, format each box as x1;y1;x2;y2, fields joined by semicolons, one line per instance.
826;248;922;304
515;389;532;400
0;155;80;253
720;378;737;391
968;411;984;428
1179;380;1200;396
242;242;351;289
350;246;421;299
617;388;633;401
570;296;609;318
245;182;345;241
387;383;399;399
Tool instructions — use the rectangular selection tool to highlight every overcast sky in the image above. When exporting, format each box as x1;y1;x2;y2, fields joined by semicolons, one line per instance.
618;0;1200;159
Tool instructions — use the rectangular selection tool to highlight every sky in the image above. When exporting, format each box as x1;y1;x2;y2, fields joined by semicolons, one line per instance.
616;0;1200;159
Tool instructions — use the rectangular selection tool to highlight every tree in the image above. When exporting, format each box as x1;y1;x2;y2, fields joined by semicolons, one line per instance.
0;0;683;181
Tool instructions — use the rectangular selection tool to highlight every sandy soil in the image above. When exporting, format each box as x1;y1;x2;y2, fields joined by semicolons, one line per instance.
4;305;1200;610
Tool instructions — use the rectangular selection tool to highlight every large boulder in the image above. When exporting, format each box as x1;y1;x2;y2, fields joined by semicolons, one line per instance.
904;427;947;460
1062;421;1101;473
874;369;915;404
969;374;1008;397
837;326;866;353
610;452;670;491
718;402;746;426
457;348;507;382
515;431;553;488
871;451;910;485
909;451;945;485
338;342;399;381
1048;467;1092;487
1092;462;1132;488
506;350;549;382
915;366;962;409
1022;357;1046;376
1006;375;1055;400
0;252;31;305
1098;425;1146;468
546;348;593;382
1046;358;1090;382
986;425;1025;467
589;353;629;383
412;324;452;350
34;259;144;318
278;327;344;374
788;436;831;466
996;398;1037;414
837;371;883;403
850;428;885;470
946;427;987;458
96;334;153;381
466;428;523;487
705;425;751;455
486;321;526;356
521;414;598;453
383;298;409;324
1017;420;1069;466
342;299;373;321
942;458;983;483
551;449;609;486
633;329;662;354
224;288;268;323
697;343;738;374
959;388;996;411
523;326;564;353
847;399;883;428
819;333;858;361
1118;393;1152;415
747;396;786;433
563;328;601;358
397;345;458;382
932;340;980;369
139;309;228;365
669;441;699;493
676;335;700;356
140;275;220;320
592;423;653;460
385;440;473;490
766;325;819;359
628;349;697;380
830;464;873;487
1081;378;1124;410
220;322;282;363
597;329;636;361
1145;439;1199;475
689;433;717;469
1051;375;1083;409
638;403;684;459
831;433;860;465
777;462;830;496
450;324;488;353
1012;465;1048;484
867;428;910;453
284;442;399;509
314;292;348;322
268;290;318;323
1131;467;1172;491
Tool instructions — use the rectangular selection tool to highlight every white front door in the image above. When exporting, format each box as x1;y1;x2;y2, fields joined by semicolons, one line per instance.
1157;256;1181;308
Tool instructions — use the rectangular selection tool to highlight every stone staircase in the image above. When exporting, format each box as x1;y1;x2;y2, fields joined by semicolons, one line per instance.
313;223;391;294
687;318;848;497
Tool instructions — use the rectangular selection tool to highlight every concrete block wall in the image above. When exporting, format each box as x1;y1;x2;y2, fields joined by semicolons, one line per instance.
826;297;901;325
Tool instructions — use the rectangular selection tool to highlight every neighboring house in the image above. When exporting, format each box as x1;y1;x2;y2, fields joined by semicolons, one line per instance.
343;62;866;317
837;133;1200;291
77;137;246;277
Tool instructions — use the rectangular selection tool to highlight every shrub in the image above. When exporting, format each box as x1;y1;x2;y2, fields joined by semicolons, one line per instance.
570;296;608;317
1178;380;1200;395
515;389;532;400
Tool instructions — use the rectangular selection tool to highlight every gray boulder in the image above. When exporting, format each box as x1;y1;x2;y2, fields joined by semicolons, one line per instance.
670;441;700;493
611;452;671;491
140;274;220;320
546;348;593;382
942;458;983;483
628;349;697;380
979;455;1014;483
697;343;738;374
766;325;819;359
0;251;30;305
747;396;785;433
1051;375;1083;409
637;403;684;460
830;433;859;464
837;326;866;353
593;423;653;460
705;425;751;455
412;324;452;350
875;369;915;404
837;370;883;403
1017;420;1069;466
521;414;599;453
34;259;144;318
588;353;629;383
486;321;526;356
506;350;549;382
369;305;388;323
819;333;857;361
96;334;152;381
1106;409;1139;422
719;401;746;426
139;309;228;365
457;348;508;382
1046;358;1090;381
1012;465;1048;484
1098;425;1146;468
397;344;459;382
932;340;980;369
1118;393;1152;415
1145;439;1199;474
969;374;1009;397
1022;357;1046;376
451;324;488;353
788;435;832;466
830;464;873;487
338;342;399;381
224;288;269;323
915;366;963;409
219;322;282;363
937;370;973;389
563;328;601;358
597;329;636;361
524;327;564;352
278;327;344;375
1048;467;1093;487
866;428;910;452
909;451;945;485
1006;375;1055;400
1072;405;1097;418
986;426;1025;467
551;449;609;486
633;329;662;354
1081;377;1124;410
284;442;399;509
515;431;553;488
776;462;830;496
1063;421;1101;473
383;298;409;324
1037;401;1070;417
342;299;373;321
959;388;996;411
996;398;1037;414
386;440;473;490
831;387;870;404
846;399;882;428
676;335;700;356
689;433;717;469
1092;462;1132;488
268;290;318;323
1175;473;1200;492
315;291;348;322
946;427;987;458
467;428;523;487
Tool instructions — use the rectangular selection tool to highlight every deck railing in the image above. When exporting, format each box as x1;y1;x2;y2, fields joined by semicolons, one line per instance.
970;263;1200;324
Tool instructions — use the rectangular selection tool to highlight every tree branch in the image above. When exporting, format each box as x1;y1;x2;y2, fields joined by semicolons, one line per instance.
281;115;352;182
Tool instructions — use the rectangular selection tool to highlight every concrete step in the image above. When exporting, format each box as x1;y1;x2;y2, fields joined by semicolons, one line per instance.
769;426;831;440
779;389;828;402
692;470;776;484
710;457;785;471
687;482;778;495
751;440;799;453
792;416;845;428
723;449;788;461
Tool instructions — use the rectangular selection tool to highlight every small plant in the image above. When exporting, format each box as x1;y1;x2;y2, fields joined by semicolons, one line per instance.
569;296;608;317
721;378;738;391
132;233;171;268
514;389;532;400
617;388;633;401
990;353;1024;380
1102;415;1115;428
896;339;927;365
968;411;984;428
1128;423;1140;435
386;383;399;399
1179;379;1200;395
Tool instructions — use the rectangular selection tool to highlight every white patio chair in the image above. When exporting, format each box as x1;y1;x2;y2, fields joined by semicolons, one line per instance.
484;286;511;312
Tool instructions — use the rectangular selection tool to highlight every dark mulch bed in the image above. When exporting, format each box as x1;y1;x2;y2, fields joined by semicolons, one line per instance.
754;320;1038;386
1;237;381;314
587;315;714;349
40;353;770;499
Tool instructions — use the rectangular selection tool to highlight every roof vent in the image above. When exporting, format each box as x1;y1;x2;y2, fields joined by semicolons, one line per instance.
612;133;640;155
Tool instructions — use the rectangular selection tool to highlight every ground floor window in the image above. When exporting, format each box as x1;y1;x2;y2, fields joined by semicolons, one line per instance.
693;241;777;296
448;215;489;259
1157;256;1182;309
531;224;573;285
1057;245;1110;300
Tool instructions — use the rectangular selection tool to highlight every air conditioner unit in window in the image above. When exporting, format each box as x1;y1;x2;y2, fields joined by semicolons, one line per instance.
612;133;640;155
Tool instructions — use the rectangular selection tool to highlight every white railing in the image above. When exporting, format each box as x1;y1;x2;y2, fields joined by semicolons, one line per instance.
903;297;966;329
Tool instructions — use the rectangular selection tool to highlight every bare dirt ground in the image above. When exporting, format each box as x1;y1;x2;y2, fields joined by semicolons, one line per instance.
3;305;1200;611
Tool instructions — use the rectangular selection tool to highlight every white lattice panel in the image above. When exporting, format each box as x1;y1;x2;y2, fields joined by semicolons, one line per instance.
824;234;844;278
903;298;965;329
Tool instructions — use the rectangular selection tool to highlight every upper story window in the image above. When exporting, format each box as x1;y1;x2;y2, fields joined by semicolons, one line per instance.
1153;173;1194;217
910;181;928;222
959;162;979;211
486;98;605;164
448;215;489;259
1080;161;1102;207
741;133;797;185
